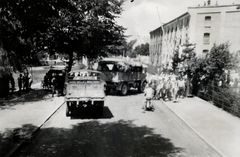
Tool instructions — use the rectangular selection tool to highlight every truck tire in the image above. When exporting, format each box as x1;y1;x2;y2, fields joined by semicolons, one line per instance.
139;81;147;93
121;83;128;96
66;105;70;117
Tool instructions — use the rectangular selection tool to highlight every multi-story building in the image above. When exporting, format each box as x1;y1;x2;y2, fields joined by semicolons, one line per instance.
150;2;240;68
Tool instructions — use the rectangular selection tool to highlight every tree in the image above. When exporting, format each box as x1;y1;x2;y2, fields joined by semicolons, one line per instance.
122;39;137;57
204;43;232;83
0;0;62;70
0;0;125;71
232;50;240;74
171;40;196;75
129;42;149;58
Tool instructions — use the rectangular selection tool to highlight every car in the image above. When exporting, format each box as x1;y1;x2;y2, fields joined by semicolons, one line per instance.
42;66;66;94
65;69;106;117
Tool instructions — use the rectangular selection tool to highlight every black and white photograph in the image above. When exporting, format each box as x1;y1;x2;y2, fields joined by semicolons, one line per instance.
1;0;240;156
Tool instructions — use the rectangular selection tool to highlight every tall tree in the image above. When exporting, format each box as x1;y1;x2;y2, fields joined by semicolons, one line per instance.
204;43;233;83
130;42;149;58
123;39;137;57
0;0;125;71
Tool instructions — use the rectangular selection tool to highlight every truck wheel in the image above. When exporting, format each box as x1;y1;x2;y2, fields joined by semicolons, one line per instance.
121;83;128;96
139;81;147;93
66;106;70;117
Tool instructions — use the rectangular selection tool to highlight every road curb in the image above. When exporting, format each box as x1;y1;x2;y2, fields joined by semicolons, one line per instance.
4;101;65;157
159;99;226;157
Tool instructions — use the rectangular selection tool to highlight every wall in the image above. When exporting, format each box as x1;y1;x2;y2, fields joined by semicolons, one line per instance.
188;4;240;57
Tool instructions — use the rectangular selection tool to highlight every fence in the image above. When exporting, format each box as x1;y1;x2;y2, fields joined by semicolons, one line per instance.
198;82;240;118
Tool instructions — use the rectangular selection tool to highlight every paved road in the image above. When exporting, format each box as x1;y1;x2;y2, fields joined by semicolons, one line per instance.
15;94;222;157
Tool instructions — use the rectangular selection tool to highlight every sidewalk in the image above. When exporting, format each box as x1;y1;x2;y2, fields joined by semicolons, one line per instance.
0;83;64;157
164;97;240;157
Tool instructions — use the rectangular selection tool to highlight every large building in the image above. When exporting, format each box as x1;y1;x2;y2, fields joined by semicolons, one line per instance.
150;2;240;68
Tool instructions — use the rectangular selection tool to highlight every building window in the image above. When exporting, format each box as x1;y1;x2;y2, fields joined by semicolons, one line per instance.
203;33;210;44
203;49;209;53
205;16;211;21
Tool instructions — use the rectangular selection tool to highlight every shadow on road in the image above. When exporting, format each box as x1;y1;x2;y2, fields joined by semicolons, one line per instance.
14;120;184;157
70;106;114;119
0;124;38;157
0;89;51;110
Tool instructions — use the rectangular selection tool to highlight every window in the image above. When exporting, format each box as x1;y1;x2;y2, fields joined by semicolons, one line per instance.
203;49;209;53
205;16;211;21
203;33;210;44
205;26;211;28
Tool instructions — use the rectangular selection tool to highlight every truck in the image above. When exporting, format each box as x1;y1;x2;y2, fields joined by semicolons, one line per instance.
97;58;147;95
65;70;106;117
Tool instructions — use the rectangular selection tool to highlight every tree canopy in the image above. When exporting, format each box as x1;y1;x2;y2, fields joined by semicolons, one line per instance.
0;0;125;71
128;42;149;58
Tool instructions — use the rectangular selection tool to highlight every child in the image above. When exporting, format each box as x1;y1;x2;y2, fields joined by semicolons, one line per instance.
144;83;154;110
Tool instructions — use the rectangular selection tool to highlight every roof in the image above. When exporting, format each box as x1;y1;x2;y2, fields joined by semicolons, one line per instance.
49;65;66;70
100;58;144;67
188;4;240;9
101;57;126;62
150;12;190;34
69;69;102;74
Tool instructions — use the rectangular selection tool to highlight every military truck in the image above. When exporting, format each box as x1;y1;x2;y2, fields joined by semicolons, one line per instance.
65;70;106;116
97;58;147;95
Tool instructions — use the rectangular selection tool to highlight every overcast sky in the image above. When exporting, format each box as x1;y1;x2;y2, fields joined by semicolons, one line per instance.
117;0;240;44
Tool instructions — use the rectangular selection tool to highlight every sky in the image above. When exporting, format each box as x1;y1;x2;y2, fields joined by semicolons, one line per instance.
116;0;240;45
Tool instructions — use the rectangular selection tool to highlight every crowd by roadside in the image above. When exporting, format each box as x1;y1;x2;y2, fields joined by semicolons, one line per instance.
145;72;188;103
0;68;33;99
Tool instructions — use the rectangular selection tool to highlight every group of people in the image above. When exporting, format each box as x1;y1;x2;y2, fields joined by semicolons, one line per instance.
17;69;33;93
144;72;187;103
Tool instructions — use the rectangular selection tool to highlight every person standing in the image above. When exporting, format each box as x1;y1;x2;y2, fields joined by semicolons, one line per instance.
178;77;186;98
18;73;23;94
9;73;15;93
51;74;57;97
172;77;179;102
28;73;33;90
144;83;154;110
23;69;29;91
166;77;172;101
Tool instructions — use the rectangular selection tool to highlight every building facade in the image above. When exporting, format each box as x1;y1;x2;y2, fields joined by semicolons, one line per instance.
150;3;240;68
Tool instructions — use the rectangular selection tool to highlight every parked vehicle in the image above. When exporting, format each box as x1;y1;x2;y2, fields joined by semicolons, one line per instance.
97;58;147;95
65;70;106;117
42;66;66;95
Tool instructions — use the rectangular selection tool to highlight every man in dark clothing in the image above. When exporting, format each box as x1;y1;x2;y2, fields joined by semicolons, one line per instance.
51;74;57;97
23;68;30;91
9;73;15;93
18;73;23;94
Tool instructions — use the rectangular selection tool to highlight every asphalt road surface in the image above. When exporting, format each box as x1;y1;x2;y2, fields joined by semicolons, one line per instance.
15;93;222;157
